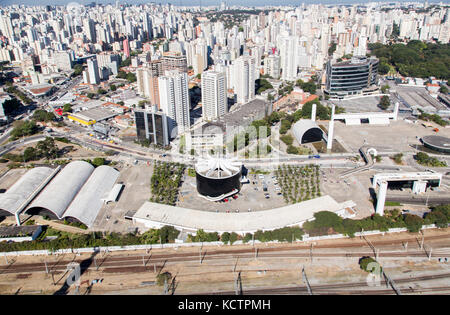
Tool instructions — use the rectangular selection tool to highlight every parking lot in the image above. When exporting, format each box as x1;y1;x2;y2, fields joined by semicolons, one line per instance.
394;85;447;111
328;95;389;113
176;171;287;212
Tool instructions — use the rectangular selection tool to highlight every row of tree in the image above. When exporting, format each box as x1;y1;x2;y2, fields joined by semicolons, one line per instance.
303;205;450;237
0;225;180;252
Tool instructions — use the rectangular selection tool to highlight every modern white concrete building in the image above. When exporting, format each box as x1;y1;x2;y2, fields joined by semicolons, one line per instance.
373;171;443;215
327;103;399;150
233;55;256;104
264;54;280;79
132;195;356;235
87;58;100;85
279;36;298;81
201;70;228;121
158;70;191;135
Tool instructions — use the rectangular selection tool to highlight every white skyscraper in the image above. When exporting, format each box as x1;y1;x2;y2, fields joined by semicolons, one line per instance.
264;55;280;79
158;70;191;135
201;71;228;121
233;56;256;104
280;36;298;81
87;58;100;85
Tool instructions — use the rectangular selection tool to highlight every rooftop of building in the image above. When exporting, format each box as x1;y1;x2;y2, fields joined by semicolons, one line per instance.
216;99;270;127
133;195;353;234
332;56;378;68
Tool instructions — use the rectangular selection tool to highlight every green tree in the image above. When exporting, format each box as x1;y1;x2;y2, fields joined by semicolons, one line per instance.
72;64;83;76
378;95;390;110
10;120;38;140
255;78;273;94
229;232;238;245
287;145;299;155
32;109;55;122
267;111;280;124
404;214;424;233
63;104;72;113
35;137;59;159
328;43;337;55
92;157;106;167
221;232;230;244
280;134;294;146
120;57;131;68
381;85;390;94
359;256;381;274
440;85;448;94
159;225;180;243
23;147;38;162
392;153;403;165
110;84;117;92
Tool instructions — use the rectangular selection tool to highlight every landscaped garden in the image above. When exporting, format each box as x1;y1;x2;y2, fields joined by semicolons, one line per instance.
275;164;321;204
150;161;186;205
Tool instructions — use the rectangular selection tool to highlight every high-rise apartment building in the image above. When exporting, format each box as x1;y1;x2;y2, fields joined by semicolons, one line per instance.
280;36;298;81
201;71;228;121
87;58;100;84
84;18;97;43
158;70;191;135
264;55;280;79
123;38;130;58
136;60;163;108
162;52;188;73
233;56;256;104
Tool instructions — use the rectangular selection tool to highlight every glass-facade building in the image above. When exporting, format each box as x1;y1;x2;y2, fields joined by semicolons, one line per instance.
134;109;169;147
325;56;379;98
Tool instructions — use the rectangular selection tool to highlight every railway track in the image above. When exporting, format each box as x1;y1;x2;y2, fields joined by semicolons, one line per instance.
1;246;449;275
1;231;449;275
202;272;450;295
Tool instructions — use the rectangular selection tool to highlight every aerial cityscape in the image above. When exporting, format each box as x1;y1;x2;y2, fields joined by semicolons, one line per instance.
0;0;448;300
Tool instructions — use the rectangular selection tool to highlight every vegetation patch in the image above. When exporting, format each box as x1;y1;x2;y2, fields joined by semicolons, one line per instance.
150;161;186;205
275;164;321;204
415;152;447;167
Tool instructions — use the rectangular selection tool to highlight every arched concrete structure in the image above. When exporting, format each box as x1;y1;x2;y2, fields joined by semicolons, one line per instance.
292;120;324;144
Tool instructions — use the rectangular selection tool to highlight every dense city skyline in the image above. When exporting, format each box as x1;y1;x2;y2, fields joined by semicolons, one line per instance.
0;0;448;7
0;0;448;298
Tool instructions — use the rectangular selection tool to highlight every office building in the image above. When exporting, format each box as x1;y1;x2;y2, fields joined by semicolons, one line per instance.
134;108;170;147
325;56;379;98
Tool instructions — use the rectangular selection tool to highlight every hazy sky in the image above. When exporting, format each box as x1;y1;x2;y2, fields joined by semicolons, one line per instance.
0;0;447;7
